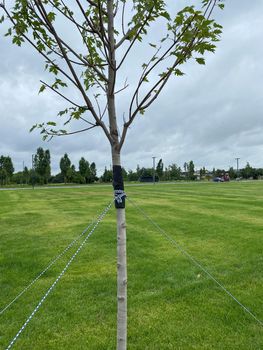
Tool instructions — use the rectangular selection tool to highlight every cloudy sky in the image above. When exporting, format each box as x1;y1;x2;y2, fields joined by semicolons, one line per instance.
0;1;263;175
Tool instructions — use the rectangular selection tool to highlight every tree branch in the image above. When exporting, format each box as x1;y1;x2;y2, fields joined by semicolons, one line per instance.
46;125;97;137
115;7;154;55
35;2;111;138
40;80;82;108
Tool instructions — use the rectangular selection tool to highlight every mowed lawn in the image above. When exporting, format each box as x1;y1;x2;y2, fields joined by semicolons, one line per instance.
0;182;262;349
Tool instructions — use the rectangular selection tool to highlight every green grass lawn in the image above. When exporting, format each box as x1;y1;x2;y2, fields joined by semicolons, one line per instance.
0;182;262;349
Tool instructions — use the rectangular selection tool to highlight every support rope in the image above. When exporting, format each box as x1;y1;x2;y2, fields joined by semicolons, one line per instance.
5;201;113;350
127;197;263;327
0;219;97;315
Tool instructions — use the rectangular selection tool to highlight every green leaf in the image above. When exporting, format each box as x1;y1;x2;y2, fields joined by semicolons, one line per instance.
12;35;24;46
160;12;171;21
47;12;56;22
195;57;206;65
38;85;46;94
173;69;184;76
29;124;37;133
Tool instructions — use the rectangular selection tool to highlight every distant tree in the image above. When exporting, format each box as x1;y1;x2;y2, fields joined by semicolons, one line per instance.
241;162;254;179
200;167;206;179
122;167;128;181
90;162;97;183
29;168;39;187
50;172;64;184
215;168;224;177
136;165;143;178
140;167;153;178
12;171;23;184
4;156;14;183
79;157;91;183
255;168;263;179
34;148;51;184
60;153;71;183
127;169;138;182
162;167;169;181
169;164;181;180
228;166;236;179
68;165;77;183
101;167;113;183
188;160;195;180
0;158;7;186
0;155;14;185
156;159;164;180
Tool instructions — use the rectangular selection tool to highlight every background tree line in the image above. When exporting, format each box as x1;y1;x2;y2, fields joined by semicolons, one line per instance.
1;150;263;186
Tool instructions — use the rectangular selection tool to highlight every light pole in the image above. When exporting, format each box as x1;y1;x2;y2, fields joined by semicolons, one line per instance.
152;156;156;185
235;157;240;178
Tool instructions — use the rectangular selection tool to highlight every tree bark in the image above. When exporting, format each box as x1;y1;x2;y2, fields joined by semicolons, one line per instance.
112;151;127;350
116;206;127;349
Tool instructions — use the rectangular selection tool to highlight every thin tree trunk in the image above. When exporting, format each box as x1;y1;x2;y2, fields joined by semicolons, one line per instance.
111;151;127;350
116;207;127;349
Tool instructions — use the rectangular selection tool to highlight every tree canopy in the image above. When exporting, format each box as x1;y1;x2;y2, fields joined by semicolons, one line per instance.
0;0;224;148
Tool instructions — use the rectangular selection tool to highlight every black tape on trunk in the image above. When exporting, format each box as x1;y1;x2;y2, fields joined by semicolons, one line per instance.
113;165;126;208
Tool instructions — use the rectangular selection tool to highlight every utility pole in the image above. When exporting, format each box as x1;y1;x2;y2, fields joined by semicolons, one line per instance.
235;157;240;178
152;156;156;185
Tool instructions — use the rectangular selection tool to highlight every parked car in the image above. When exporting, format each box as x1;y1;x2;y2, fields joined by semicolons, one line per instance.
213;177;224;182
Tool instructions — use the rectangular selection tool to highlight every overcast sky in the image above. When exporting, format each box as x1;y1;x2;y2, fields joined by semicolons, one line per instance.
0;1;263;175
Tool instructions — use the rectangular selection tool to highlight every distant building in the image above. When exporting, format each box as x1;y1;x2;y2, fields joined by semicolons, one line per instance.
139;175;159;183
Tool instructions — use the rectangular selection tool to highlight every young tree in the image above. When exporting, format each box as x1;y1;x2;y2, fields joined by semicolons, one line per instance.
34;147;51;184
60;153;71;183
188;160;195;180
0;1;223;348
156;159;164;180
